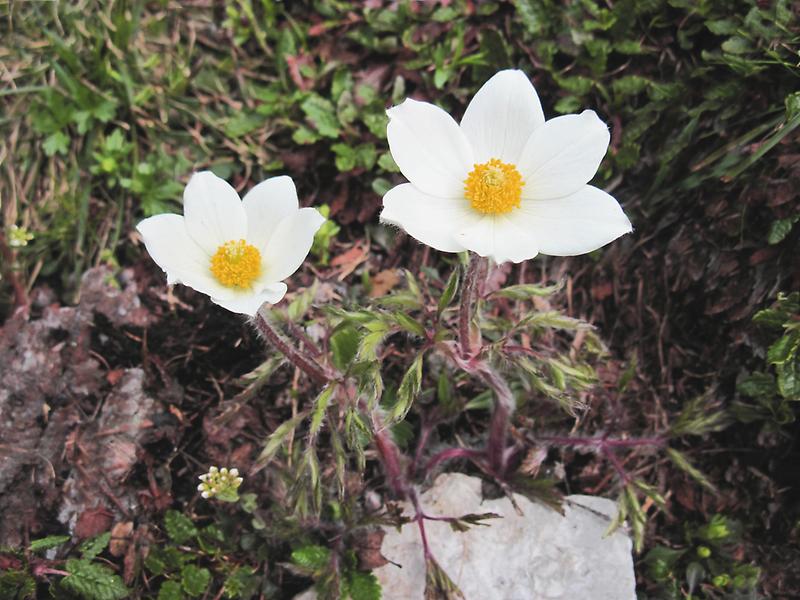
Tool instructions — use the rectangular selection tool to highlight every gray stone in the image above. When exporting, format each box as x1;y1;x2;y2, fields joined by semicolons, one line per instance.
374;473;635;600
294;473;635;600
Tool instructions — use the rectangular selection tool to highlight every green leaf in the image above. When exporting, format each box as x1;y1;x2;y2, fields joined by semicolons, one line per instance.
292;125;320;145
492;282;563;300
767;334;797;365
164;510;198;544
347;571;382;600
145;547;192;577
332;143;358;171
777;357;799;399
424;555;464;600
767;216;798;244
391;312;425;337
61;559;129;600
612;75;650;97
667;448;716;492
644;545;686;570
181;565;211;597
0;570;36;600
43;131;69;156
738;372;777;399
225;113;262;138
291;544;330;572
29;534;71;553
157;581;183;600
309;385;336;443
79;532;110;560
753;308;789;330
223;566;259;599
437;268;460;315
255;411;308;468
287;281;318;321
377;152;399;172
389;352;424;423
518;311;588;331
301;95;340;138
686;561;706;594
331;324;360;371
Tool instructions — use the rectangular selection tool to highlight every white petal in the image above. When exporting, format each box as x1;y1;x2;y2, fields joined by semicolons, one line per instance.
263;208;325;282
456;214;539;264
380;183;479;253
517;186;632;256
518;110;610;200
136;214;221;292
183;171;247;253
212;283;287;316
460;70;545;164
386;99;474;198
242;176;300;252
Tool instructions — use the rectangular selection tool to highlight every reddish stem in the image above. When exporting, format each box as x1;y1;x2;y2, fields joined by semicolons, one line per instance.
373;423;408;498
253;310;330;385
602;447;632;484
410;489;433;559
458;254;481;359
481;367;515;477
424;446;484;473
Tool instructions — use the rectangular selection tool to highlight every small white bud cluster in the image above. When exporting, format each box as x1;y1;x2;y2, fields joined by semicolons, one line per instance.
197;466;244;501
8;225;34;248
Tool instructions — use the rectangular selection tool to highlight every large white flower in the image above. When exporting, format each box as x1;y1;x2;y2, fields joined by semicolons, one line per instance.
380;70;632;263
137;171;324;316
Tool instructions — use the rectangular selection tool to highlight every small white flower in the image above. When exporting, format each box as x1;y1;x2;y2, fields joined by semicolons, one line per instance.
380;70;632;263
137;172;325;316
197;465;244;502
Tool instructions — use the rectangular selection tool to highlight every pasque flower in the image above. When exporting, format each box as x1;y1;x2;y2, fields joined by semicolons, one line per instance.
380;70;632;263
137;171;324;316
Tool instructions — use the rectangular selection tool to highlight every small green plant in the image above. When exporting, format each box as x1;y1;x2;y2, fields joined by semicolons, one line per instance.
311;204;342;266
644;514;760;598
0;533;128;600
735;292;800;426
144;509;260;599
290;544;381;600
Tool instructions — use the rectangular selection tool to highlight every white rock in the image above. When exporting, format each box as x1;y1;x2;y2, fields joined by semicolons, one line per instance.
295;472;635;600
373;473;635;599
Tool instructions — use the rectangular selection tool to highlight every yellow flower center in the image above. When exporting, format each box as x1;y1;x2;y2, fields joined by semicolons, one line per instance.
210;239;261;289
464;158;523;215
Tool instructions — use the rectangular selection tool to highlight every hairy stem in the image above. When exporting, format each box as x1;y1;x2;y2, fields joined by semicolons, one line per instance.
372;418;408;498
482;367;515;477
410;489;433;558
424;446;484;473
458;254;481;358
252;308;329;385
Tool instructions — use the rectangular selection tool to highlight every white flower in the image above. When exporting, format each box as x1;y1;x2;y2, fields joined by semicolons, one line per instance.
197;465;244;502
137;172;325;316
380;70;632;263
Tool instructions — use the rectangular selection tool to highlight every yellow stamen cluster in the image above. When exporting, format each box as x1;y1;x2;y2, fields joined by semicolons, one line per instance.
464;158;523;215
197;466;243;502
210;239;261;288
